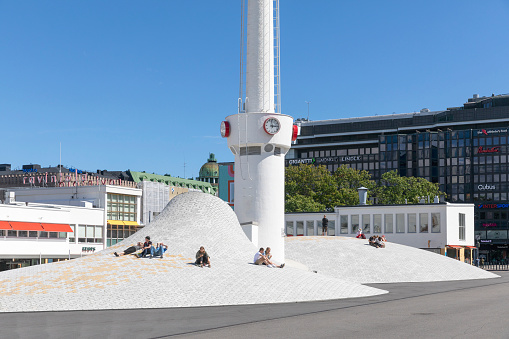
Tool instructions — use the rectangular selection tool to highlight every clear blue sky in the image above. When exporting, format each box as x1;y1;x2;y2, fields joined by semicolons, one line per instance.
1;0;508;178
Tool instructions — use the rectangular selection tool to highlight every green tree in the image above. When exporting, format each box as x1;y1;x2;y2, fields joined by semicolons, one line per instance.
285;194;325;212
332;165;376;206
375;170;446;204
285;164;339;211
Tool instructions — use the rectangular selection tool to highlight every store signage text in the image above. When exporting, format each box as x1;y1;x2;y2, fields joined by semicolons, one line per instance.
82;247;96;253
22;168;38;173
478;204;509;209
480;240;492;243
315;157;338;164
482;223;497;227
23;172;127;187
287;155;363;166
340;156;362;162
478;184;495;190
477;128;508;135
287;158;315;165
477;146;499;153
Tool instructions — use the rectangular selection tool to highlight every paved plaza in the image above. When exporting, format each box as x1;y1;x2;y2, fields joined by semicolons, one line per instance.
0;192;498;315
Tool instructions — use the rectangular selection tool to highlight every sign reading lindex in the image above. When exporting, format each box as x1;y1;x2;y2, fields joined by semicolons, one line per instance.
286;155;363;166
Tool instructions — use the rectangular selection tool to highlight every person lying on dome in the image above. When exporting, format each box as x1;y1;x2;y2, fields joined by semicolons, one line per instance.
195;246;211;267
114;242;143;257
153;243;168;259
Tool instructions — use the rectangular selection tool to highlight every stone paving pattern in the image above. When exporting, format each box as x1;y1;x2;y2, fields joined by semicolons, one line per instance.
0;193;386;313
286;236;499;283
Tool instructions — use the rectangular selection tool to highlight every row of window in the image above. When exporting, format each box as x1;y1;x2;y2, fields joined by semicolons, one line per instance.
302;147;379;159
107;193;137;222
69;225;103;244
286;213;442;236
0;230;67;238
107;224;139;247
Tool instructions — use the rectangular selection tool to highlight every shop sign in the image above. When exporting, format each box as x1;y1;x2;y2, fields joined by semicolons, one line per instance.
477;146;499;153
478;184;495;190
476;128;508;135
82;247;96;253
287;158;315;165
22;168;38;173
482;223;497;227
315;157;338;164
23;172;126;187
480;240;492;243
478;204;509;209
497;245;509;249
340;156;362;162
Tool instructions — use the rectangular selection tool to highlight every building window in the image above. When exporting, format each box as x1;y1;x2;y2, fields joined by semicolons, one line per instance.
373;214;382;233
431;213;441;233
384;214;393;233
328;220;335;236
362;214;370;234
296;221;304;236
286;221;294;236
419;213;429;233
396;214;405;233
459;213;465;241
306;221;314;236
340;215;348;234
78;225;103;243
351;215;359;234
408;214;416;233
107;194;137;222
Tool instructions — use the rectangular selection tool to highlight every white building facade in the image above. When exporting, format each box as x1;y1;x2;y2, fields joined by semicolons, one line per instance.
0;198;104;271
285;203;476;262
8;185;142;247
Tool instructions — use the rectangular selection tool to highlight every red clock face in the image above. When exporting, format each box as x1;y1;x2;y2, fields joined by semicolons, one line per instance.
220;121;230;138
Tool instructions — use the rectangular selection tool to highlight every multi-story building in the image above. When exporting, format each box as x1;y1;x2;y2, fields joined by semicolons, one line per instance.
7;185;142;247
288;93;509;262
0;192;105;271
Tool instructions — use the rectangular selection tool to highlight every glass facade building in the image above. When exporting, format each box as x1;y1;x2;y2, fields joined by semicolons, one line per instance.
287;94;509;262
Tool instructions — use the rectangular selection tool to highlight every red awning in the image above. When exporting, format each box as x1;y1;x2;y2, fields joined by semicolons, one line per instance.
447;245;463;248
42;223;73;232
0;221;12;230
465;246;477;249
9;222;44;231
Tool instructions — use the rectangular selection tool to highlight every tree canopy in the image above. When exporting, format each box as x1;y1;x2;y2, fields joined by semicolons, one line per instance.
285;164;446;212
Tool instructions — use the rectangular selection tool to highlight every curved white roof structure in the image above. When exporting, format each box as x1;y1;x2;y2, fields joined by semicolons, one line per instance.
286;236;498;284
0;193;385;313
0;193;497;312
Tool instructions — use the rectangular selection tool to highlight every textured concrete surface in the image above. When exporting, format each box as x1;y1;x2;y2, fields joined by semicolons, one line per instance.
0;193;386;313
286;236;499;283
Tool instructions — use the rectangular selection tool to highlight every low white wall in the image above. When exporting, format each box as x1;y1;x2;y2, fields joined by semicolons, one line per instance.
285;202;474;249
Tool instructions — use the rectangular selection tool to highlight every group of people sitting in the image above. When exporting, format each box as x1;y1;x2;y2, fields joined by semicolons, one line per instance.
368;235;387;248
253;247;285;268
114;236;168;259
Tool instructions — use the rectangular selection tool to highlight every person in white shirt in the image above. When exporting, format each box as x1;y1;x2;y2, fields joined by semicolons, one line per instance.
254;248;284;268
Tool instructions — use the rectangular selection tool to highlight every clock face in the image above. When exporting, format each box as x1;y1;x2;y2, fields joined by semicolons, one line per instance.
263;117;281;135
220;121;230;138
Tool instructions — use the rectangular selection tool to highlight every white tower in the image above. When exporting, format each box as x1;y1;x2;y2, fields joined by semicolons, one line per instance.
220;0;295;263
